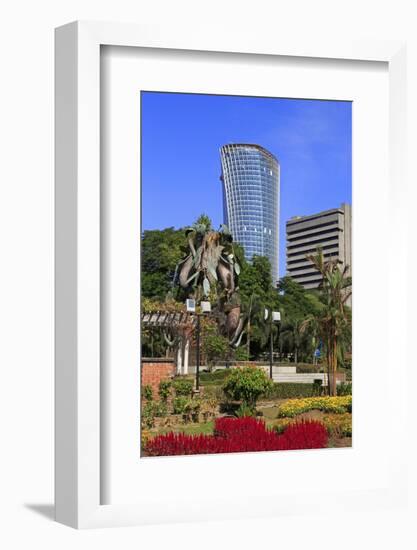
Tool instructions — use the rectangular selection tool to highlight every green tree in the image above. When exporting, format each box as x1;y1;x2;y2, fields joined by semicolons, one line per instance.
239;254;280;358
302;249;352;396
202;320;229;370
194;213;212;229
141;227;186;300
239;255;275;304
280;315;305;363
222;367;273;412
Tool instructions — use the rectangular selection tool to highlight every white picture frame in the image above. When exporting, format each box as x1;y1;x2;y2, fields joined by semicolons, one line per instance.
55;21;408;529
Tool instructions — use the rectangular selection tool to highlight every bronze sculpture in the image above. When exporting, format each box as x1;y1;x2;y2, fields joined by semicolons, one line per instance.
175;221;245;347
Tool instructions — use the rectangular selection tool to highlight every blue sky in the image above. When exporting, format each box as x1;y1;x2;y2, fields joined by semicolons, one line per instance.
141;91;352;277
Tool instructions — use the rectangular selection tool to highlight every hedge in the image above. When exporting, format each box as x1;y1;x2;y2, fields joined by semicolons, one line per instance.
199;369;231;385
266;382;319;399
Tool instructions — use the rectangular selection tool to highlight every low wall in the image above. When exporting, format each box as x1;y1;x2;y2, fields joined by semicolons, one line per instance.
185;364;346;386
271;371;346;386
141;358;175;398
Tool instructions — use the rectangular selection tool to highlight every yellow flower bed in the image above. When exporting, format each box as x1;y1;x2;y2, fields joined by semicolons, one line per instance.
322;413;352;437
277;395;352;418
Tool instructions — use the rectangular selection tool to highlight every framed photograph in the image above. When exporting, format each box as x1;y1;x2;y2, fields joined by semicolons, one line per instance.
55;21;408;528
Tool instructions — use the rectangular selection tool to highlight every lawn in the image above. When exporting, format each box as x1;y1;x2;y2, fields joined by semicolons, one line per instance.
150;420;215;437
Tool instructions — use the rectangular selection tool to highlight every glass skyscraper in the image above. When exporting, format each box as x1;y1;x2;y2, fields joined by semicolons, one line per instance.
220;144;280;283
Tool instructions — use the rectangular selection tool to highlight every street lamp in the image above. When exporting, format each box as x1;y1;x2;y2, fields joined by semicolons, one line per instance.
187;299;211;392
265;309;281;380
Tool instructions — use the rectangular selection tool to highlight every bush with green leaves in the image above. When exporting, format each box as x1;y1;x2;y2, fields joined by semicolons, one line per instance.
142;402;156;428
173;378;194;397
172;396;201;422
202;327;229;370
234;347;250;362
337;382;352;396
142;385;153;402
173;396;190;414
222;367;273;410
141;401;168;428
158;379;172;402
313;379;324;396
294;363;325;374
154;401;168;417
235;403;255;417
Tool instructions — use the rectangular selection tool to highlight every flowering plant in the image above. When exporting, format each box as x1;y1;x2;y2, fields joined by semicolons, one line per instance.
144;416;328;456
277;396;352;418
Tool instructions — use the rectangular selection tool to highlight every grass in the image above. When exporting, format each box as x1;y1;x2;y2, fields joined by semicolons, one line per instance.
152;421;215;437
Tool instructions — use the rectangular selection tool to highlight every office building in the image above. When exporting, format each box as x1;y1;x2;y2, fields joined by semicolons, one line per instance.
286;203;352;290
220;143;280;282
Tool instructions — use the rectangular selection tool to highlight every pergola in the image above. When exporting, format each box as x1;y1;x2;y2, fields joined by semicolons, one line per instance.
141;311;197;376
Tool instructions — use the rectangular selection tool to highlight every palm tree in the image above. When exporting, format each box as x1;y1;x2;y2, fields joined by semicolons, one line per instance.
280;315;305;363
303;249;352;396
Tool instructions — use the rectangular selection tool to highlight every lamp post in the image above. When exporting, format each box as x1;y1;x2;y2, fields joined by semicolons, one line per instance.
187;299;211;393
266;309;281;380
195;313;201;391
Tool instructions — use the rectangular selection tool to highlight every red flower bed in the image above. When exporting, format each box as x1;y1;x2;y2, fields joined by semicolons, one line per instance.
145;417;328;457
280;421;329;450
214;416;268;439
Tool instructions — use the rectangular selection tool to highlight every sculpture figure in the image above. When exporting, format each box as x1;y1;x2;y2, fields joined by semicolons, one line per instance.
175;221;245;347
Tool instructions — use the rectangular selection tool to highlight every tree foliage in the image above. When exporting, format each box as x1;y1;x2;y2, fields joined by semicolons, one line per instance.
222;367;273;410
141;221;352;371
141;227;186;300
301;249;352;395
202;321;230;370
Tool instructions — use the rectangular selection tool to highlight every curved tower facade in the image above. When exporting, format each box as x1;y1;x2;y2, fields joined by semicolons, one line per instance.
220;144;280;283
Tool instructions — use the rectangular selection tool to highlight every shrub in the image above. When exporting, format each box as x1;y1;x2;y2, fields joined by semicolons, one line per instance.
222;367;273;409
277;396;352;418
203;332;229;370
313;379;323;396
201;384;224;401
234;347;250;362
294;363;325;374
200;398;218;422
173;378;194;397
183;399;201;423
142;385;153;402
141;400;168;427
144;417;328;456
235;403;255;417
142;401;156;428
172;396;190;414
154;401;168;417
337;382;352;396
158;379;172;401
